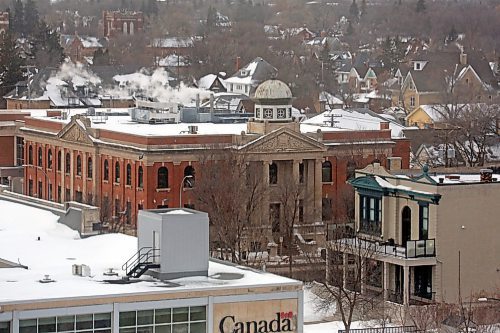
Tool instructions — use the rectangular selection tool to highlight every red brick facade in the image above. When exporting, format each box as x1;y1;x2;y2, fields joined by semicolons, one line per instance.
20;115;410;235
102;10;144;38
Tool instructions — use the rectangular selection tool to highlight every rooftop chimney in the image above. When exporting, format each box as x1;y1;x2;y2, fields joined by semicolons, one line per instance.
235;56;241;72
460;52;467;65
480;168;493;182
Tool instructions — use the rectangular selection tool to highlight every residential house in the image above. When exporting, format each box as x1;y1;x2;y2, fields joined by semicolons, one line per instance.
149;37;194;58
348;52;386;94
391;50;498;112
195;74;227;93
224;57;278;96
60;34;105;64
333;163;500;305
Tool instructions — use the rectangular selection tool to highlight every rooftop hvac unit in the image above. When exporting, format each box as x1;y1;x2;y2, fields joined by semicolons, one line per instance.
72;264;91;277
188;125;198;134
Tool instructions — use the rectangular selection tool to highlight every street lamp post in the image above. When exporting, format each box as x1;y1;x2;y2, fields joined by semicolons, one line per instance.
23;164;50;199
179;175;193;208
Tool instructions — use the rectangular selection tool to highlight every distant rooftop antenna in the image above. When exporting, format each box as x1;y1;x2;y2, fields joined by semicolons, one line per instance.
324;112;342;127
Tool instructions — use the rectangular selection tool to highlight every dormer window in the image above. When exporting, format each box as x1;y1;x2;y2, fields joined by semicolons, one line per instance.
240;69;248;76
415;62;421;70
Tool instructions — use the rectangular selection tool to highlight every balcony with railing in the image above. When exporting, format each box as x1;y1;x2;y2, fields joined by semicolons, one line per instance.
334;238;436;259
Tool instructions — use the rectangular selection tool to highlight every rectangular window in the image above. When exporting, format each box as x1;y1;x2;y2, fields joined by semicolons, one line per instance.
38;181;43;198
419;204;429;240
28;179;33;196
0;322;10;333
19;313;111;333
359;195;382;235
120;307;205;333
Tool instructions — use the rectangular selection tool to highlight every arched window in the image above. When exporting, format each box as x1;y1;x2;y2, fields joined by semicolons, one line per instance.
269;162;278;184
57;151;61;171
38;147;43;166
104;160;109;181
184;166;195;188
47;149;53;169
115;162;120;183
322;161;332;183
87;157;93;179
28;145;33;164
65;153;71;174
129;22;134;35
126;164;132;186
157;167;168;189
76;155;82;176
123;22;127;35
137;166;144;188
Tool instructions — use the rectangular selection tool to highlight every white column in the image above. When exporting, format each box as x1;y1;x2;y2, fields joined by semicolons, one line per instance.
403;265;410;306
383;262;390;300
360;258;366;294
342;253;348;289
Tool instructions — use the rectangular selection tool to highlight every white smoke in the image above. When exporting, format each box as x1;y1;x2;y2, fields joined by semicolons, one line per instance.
106;67;211;105
54;62;102;88
45;62;211;106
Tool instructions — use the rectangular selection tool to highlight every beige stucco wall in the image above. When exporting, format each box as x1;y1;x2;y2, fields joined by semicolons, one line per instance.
435;183;500;303
214;299;299;333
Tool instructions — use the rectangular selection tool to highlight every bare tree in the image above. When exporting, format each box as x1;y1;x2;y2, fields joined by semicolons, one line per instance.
312;228;382;333
193;147;266;264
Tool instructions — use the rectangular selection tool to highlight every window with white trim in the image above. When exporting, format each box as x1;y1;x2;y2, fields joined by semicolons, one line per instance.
277;108;286;119
263;108;273;119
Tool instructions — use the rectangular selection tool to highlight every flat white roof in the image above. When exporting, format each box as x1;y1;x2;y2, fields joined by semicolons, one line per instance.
0;200;299;305
27;107;405;139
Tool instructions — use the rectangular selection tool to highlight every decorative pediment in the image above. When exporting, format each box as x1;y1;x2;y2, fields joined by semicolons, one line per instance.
57;116;94;145
241;127;326;154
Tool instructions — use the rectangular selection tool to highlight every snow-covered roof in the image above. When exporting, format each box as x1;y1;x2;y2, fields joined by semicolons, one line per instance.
225;57;277;86
197;74;227;90
31;109;248;137
150;37;194;48
157;54;190;67
0;200;299;304
302;108;406;138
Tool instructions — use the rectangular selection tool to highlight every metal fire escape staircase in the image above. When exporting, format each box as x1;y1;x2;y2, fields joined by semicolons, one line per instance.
122;247;160;278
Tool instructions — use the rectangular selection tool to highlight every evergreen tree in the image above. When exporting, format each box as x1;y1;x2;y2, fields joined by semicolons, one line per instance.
349;0;359;21
11;0;24;34
320;39;330;62
416;0;426;13
206;6;217;34
0;31;25;96
361;0;367;17
31;21;64;67
24;0;39;35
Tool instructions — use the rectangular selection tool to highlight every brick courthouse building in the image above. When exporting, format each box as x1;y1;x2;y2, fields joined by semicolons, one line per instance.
19;80;410;244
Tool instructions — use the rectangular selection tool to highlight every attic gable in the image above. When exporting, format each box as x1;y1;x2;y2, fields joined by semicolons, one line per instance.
240;127;326;154
57;116;94;145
